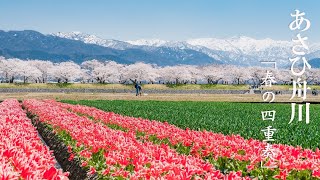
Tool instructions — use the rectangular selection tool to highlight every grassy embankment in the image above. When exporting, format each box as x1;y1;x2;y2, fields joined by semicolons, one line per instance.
0;83;317;90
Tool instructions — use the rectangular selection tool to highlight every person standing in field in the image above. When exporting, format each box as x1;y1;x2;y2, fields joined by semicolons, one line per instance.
130;79;141;96
138;84;142;96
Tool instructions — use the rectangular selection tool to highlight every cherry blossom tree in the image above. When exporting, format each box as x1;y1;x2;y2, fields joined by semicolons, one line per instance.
28;60;54;83
304;69;320;85
81;60;125;83
0;58;18;83
92;61;124;83
248;66;268;86
184;65;202;84
122;62;159;84
81;60;103;83
15;60;42;83
48;61;84;83
159;65;192;84
0;56;316;86
81;59;104;71
274;68;292;85
215;65;235;84
200;65;225;84
229;66;252;84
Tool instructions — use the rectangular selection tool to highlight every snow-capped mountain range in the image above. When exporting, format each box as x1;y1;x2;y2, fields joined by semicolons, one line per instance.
54;31;133;50
52;31;320;67
0;30;318;67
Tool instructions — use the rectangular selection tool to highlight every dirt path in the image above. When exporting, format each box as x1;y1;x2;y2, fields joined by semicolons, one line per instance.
0;92;318;102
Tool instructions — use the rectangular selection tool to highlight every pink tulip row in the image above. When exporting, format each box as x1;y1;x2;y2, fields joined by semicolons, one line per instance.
0;99;68;180
48;100;320;177
23;99;250;179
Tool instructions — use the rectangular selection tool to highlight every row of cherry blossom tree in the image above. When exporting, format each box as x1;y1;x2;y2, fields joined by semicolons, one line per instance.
0;57;319;85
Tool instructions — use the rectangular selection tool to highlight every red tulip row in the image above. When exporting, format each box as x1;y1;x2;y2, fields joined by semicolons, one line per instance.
49;100;320;178
23;99;249;179
0;99;68;180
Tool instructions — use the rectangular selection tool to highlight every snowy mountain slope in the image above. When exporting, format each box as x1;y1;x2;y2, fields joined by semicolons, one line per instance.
127;36;313;67
186;36;292;53
126;39;168;47
0;30;220;66
51;31;320;67
53;32;134;50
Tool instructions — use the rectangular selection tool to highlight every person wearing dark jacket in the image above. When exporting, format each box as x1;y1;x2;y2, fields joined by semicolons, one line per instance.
138;84;142;96
131;79;141;96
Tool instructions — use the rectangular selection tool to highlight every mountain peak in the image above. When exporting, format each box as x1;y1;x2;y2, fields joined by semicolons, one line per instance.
47;30;319;67
53;31;94;40
52;31;132;50
126;39;168;46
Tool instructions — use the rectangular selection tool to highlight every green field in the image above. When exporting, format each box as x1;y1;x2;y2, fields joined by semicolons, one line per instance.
63;100;320;150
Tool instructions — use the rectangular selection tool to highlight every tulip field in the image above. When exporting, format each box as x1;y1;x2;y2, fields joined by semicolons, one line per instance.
63;100;320;150
0;99;68;179
1;99;320;179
